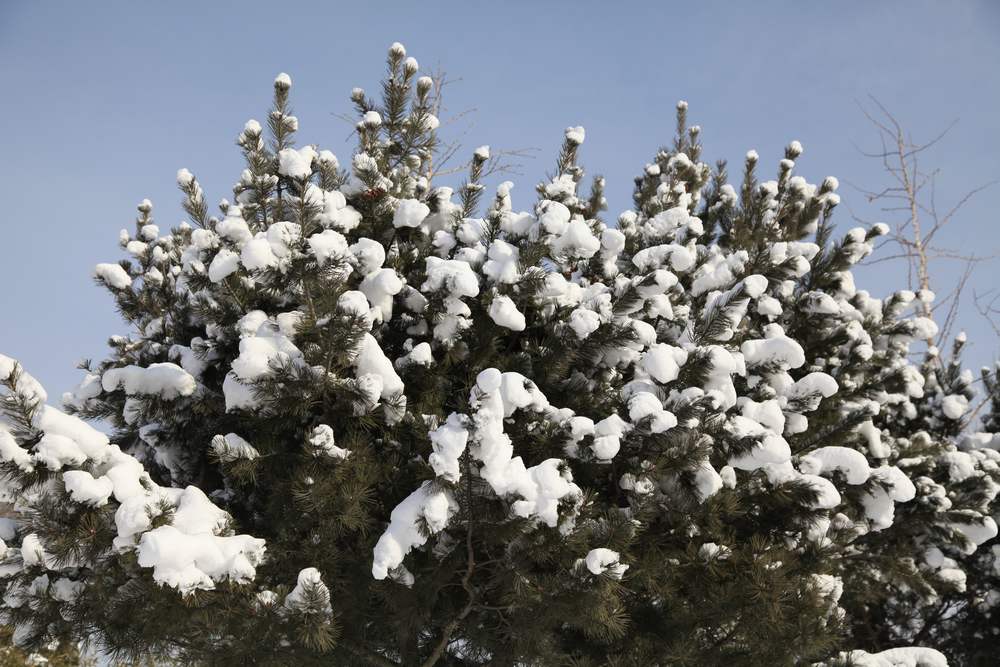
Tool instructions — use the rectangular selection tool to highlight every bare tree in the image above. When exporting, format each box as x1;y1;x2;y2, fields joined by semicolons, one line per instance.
848;96;996;345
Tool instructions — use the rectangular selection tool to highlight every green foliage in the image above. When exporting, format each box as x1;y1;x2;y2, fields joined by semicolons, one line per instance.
0;43;995;667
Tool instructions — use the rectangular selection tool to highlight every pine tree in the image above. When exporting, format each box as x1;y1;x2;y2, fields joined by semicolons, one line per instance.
1;43;994;666
839;342;1000;667
828;333;999;664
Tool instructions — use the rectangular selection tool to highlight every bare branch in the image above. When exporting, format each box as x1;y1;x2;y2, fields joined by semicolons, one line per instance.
855;97;996;346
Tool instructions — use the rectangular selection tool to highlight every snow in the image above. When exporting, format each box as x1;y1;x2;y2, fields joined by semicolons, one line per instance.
727;415;791;471
373;367;582;580
739;398;785;434
1;360;267;594
742;274;769;298
63;470;114;506
277;146;317;179
803;291;840;315
641;206;701;242
910;317;938;340
420;113;440;131
421;257;481;341
583;548;627;579
210;433;260;463
690;250;748;296
353;333;404;399
422;257;479;297
482;240;520;284
641;344;688;384
308;424;351;460
564;126;585;145
551;219;601;259
191;228;218;250
538;200;571;235
34;434;87;470
393;199;430;228
306;185;361;232
0;355;47;405
786;372;839;408
619;472;654;495
591;414;630;461
136;519;264;594
33;405;108;461
497;372;550;417
20;534;48;568
628;392;677;433
632;243;695;273
0;425;34;472
741;324;805;369
950;515;999;553
170;348;212;384
862;466;918;530
241;237;279;271
308;229;349;267
372;481;455;580
699;542;731;561
693;459;723;501
176;167;195;186
841;647;948;667
284;567;332;616
224;313;306;410
397;342;433;368
470;370;580;520
941;394;969;420
601;228;626;256
231;328;302;381
489;295;526;331
568;308;602;339
101;363;197;400
799;447;872;485
94;263;131;289
360;268;404;322
349;237;386;274
940;450;976;482
756;295;782;316
428;413;469;482
701;346;745;410
545;175;579;201
860;420;890;458
208;248;240;282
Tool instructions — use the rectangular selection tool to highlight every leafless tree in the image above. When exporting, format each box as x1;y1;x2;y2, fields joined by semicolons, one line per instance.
848;96;996;345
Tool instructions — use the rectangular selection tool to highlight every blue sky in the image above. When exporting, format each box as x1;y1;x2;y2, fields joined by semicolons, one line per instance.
1;0;999;398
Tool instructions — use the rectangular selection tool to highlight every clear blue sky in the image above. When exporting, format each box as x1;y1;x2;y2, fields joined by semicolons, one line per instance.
2;0;999;398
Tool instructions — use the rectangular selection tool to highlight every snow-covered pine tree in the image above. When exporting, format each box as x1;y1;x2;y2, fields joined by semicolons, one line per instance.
838;341;1000;666
821;333;997;662
1;43;995;666
934;362;1000;666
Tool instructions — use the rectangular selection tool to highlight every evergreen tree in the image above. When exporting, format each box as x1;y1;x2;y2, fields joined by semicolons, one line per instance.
832;334;1000;664
1;43;995;666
